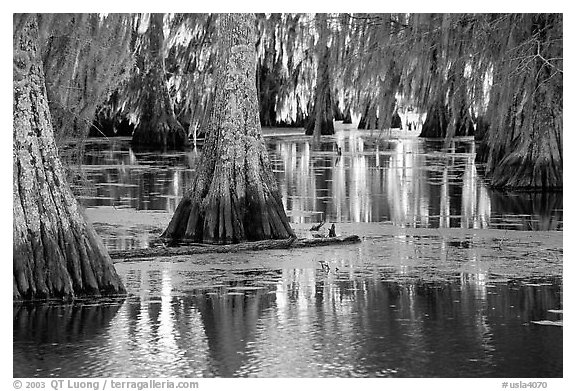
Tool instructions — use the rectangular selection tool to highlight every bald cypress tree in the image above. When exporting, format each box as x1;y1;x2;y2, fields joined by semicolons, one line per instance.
130;13;189;149
475;14;562;190
305;13;335;137
13;14;125;301
163;13;294;244
40;13;133;142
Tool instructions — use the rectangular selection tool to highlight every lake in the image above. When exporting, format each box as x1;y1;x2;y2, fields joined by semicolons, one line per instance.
13;126;563;378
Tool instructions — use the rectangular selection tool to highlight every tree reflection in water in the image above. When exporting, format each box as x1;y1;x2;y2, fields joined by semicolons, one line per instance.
69;131;561;243
13;298;124;377
14;266;562;377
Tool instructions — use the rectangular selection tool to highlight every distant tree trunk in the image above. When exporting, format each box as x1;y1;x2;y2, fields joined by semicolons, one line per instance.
342;105;352;124
332;98;345;121
257;14;282;127
162;13;294;244
419;100;448;137
131;13;188;149
391;111;403;129
13;14;125;301
305;14;335;137
420;99;474;138
474;114;491;161
358;101;378;130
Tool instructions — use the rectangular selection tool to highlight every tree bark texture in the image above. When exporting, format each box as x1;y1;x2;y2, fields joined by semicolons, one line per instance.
163;13;294;244
131;13;189;149
13;14;125;301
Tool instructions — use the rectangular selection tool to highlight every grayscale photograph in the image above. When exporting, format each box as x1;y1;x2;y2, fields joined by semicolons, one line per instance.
13;10;563;383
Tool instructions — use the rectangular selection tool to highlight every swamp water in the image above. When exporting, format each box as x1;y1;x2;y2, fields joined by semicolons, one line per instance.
13;127;563;377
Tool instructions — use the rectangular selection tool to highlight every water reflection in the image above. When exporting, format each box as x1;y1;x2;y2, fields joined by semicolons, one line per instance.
13;299;124;377
66;131;562;231
13;266;562;378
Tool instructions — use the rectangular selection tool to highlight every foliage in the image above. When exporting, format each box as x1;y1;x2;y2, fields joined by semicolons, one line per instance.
39;13;134;142
38;12;561;189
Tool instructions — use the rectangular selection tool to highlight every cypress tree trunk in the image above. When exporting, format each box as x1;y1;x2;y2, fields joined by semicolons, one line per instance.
131;13;188;149
476;14;562;190
419;100;449;138
162;13;294;244
357;101;378;130
342;105;352;124
419;99;474;138
305;14;335;137
477;73;562;189
257;14;282;128
13;14;125;301
391;111;403;129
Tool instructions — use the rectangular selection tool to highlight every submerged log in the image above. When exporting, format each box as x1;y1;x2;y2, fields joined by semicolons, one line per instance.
109;235;361;262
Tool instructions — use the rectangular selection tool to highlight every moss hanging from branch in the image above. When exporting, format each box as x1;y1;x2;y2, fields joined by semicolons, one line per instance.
40;13;133;143
475;14;562;190
130;13;189;149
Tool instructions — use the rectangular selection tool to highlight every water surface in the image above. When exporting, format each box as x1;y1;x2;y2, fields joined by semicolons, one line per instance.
63;127;562;241
14;261;562;378
15;127;562;378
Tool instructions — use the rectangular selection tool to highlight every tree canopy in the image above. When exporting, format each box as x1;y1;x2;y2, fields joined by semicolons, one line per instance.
37;12;562;190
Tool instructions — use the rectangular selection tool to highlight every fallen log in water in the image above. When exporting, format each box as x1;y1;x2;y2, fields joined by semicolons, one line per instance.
109;235;361;262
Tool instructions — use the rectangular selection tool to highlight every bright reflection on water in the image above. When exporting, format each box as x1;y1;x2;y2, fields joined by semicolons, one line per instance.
16;128;562;378
66;129;562;233
13;262;562;378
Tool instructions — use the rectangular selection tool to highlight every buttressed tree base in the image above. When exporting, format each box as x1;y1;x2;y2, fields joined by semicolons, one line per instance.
163;13;294;244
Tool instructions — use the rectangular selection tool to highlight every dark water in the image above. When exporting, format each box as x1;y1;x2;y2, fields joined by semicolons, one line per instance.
64;129;562;233
15;128;562;378
13;266;562;378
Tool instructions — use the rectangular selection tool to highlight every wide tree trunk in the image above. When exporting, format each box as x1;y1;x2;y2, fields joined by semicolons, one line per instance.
477;78;562;189
13;14;125;301
476;14;562;190
162;13;294;244
305;14;335;137
131;13;188;149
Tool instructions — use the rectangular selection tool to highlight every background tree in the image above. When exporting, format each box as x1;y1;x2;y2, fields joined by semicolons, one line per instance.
162;13;294;244
255;13;316;128
305;13;335;137
474;14;562;189
51;12;561;191
165;13;217;143
256;13;284;127
13;14;125;300
40;14;133;144
38;13;134;192
129;13;189;149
